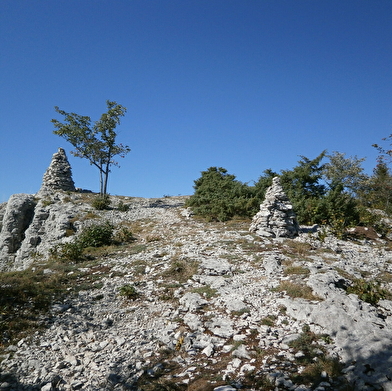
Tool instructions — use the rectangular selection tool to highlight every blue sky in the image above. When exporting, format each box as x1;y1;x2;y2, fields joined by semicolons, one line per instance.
1;0;391;202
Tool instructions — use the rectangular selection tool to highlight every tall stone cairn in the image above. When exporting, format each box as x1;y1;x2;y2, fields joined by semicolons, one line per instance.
249;176;299;238
38;148;75;194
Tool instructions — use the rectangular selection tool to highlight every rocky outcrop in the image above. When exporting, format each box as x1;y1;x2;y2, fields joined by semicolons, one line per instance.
38;148;75;195
281;270;392;390
1;195;392;390
0;194;36;270
0;149;78;270
0;192;80;271
12;197;78;270
249;176;299;238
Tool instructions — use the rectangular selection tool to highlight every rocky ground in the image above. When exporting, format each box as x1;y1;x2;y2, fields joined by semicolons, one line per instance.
1;194;392;390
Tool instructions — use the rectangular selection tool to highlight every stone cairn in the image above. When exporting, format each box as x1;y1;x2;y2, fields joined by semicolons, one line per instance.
38;148;75;194
249;176;299;238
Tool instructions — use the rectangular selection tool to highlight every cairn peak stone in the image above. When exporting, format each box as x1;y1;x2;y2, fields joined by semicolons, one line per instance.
38;148;75;194
249;176;299;238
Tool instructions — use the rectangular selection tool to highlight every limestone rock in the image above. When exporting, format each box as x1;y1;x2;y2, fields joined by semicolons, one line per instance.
1;195;392;390
249;177;299;238
38;148;75;195
0;194;36;270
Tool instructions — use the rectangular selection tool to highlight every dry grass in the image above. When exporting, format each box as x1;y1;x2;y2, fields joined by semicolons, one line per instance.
284;265;310;276
161;256;199;283
274;281;321;301
282;240;313;258
0;260;112;350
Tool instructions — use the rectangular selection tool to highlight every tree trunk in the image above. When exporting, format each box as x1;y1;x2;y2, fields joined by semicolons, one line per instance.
103;163;110;196
99;170;104;196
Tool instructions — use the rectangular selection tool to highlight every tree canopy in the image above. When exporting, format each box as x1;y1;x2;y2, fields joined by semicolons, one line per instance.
52;100;130;195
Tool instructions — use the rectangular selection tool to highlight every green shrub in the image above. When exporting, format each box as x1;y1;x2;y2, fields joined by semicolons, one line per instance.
50;242;85;263
114;226;135;243
117;200;130;212
186;167;257;221
347;279;390;305
91;195;111;210
78;221;114;248
119;284;139;300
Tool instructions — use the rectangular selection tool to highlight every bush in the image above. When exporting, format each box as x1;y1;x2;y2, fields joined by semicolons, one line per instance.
117;200;130;212
91;195;111;210
114;226;135;243
119;284;139;300
51;241;85;263
185;167;257;221
347;279;390;305
78;221;114;248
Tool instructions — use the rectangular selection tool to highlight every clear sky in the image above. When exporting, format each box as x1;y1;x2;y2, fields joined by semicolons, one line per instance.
1;0;391;202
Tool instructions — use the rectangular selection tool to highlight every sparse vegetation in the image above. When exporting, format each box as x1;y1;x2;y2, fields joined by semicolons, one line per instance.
49;241;85;263
0;262;113;347
162;257;199;283
260;315;277;327
191;286;217;299
2;163;392;391
117;200;130;211
284;265;310;276
91;194;111;210
273;281;321;301
114;226;136;244
118;284;139;300
347;278;391;305
289;325;343;387
78;221;114;248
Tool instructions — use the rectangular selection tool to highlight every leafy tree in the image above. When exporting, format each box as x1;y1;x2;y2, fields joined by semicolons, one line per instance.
361;162;392;214
52;100;130;195
185;167;255;221
373;134;392;163
323;151;368;195
279;151;327;224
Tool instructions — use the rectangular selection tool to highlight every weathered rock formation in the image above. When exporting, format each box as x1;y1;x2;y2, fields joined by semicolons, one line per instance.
0;192;78;271
0;149;79;270
249;176;299;238
0;194;36;270
38;148;75;195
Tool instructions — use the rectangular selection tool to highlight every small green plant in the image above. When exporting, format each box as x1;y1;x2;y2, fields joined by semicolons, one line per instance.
289;325;324;363
260;315;277;327
50;242;85;263
289;325;344;387
114;226;135;243
41;199;54;207
347;279;390;305
162;257;199;283
231;307;251;317
119;284;139;300
79;221;114;248
191;286;217;299
117;200;130;212
91;195;111;210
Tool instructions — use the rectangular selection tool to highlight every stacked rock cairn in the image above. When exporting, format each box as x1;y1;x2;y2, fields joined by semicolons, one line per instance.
38;148;75;194
249;176;299;238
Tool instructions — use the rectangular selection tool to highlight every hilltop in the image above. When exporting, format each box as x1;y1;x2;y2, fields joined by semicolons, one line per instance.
0;191;392;390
